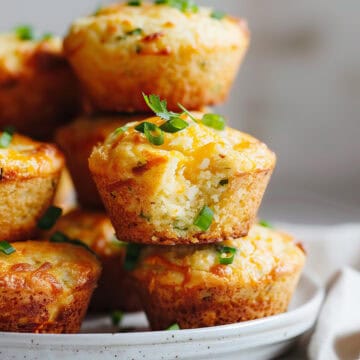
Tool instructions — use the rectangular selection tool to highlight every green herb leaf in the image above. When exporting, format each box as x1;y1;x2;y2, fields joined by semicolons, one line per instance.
219;179;229;186
259;220;273;229
143;93;172;120
211;10;226;20
0;241;16;255
135;121;164;146
14;25;34;40
111;310;124;326
177;103;198;122
128;0;142;5
0;126;15;148
50;231;97;256
166;323;180;330
160;117;189;133
201;113;226;131
37;206;62;230
194;206;214;231
126;28;143;36
123;243;142;271
155;0;198;13
217;245;236;265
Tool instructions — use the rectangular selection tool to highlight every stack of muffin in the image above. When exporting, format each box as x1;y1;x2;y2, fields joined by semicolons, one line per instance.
0;0;306;333
63;1;305;330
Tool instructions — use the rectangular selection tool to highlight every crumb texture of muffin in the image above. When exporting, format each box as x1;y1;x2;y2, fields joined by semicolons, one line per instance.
52;210;142;312
0;241;101;333
0;133;64;241
132;225;306;330
0;34;80;139
55;114;146;208
64;2;249;111
89;115;276;245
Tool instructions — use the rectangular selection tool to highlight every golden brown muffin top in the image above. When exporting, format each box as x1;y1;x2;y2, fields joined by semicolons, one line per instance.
52;210;124;258
64;2;249;56
0;241;101;294
89;114;275;181
0;33;68;83
0;133;64;180
133;225;306;287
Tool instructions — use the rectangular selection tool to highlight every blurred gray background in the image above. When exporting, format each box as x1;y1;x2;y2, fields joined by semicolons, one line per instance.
1;0;359;224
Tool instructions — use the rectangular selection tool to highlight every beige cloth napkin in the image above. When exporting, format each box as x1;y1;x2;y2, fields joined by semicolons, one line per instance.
277;223;360;360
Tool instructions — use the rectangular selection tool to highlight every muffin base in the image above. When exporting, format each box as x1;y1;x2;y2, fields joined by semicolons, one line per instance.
92;168;273;245
135;270;303;330
0;174;61;242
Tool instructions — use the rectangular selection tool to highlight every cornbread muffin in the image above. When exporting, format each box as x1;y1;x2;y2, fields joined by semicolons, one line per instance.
0;241;101;333
0;33;80;139
132;225;306;330
55;114;146;208
52;168;77;215
0;133;64;241
52;210;142;312
64;2;249;112
89;115;276;245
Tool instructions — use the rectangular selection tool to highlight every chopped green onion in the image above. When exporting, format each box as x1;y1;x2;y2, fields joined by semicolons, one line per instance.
50;231;97;256
111;310;124;326
37;206;62;230
126;28;143;36
259;220;273;229
201;113;226;131
14;25;34;40
41;32;53;40
219;179;229;186
166;323;180;330
217;245;236;265
211;10;226;20
194;206;214;231
0;126;15;148
155;0;198;13
123;243;142;271
0;241;16;255
135;122;164;146
160;117;189;133
128;0;142;5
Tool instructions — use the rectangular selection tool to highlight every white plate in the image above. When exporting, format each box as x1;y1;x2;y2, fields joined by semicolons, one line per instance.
0;273;324;360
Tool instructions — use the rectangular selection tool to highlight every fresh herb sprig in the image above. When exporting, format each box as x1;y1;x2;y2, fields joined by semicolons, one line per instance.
166;323;180;330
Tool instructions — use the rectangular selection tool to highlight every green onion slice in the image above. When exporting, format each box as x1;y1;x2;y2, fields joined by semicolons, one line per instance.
0;126;15;149
0;241;16;255
126;28;143;36
14;25;34;40
211;10;226;20
259;220;274;229
217;245;236;265
128;0;142;5
193;206;214;231
41;32;53;40
166;323;180;330
135;122;164;146
155;0;198;13
111;310;124;326
123;243;143;271
160;117;189;133
50;231;97;256
201;113;226;131
37;206;62;230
